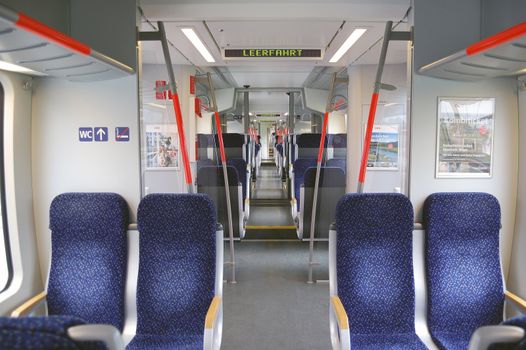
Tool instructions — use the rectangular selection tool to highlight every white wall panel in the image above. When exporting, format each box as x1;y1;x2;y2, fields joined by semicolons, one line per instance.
31;76;141;279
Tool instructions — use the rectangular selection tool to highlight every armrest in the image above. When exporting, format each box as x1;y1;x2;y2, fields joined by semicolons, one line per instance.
11;291;47;317
468;325;524;350
505;290;526;313
330;296;349;330
68;324;125;350
205;296;222;329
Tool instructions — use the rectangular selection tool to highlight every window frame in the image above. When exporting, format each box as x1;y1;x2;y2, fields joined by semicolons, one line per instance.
0;82;13;293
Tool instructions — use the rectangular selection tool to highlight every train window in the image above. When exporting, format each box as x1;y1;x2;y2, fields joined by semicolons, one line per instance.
0;82;11;292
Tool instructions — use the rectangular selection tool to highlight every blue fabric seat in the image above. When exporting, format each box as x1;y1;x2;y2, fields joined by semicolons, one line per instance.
130;194;218;350
326;158;346;173
48;192;128;331
226;158;248;205
293;158;317;209
333;193;426;350
350;333;428;350
0;315;106;350
424;192;504;350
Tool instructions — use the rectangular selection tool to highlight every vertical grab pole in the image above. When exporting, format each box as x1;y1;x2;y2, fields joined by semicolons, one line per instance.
208;74;237;284
308;73;336;284
357;21;392;193
158;21;193;193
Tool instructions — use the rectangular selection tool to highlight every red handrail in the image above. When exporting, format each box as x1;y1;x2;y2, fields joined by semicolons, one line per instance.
317;112;329;163
467;20;526;56
171;93;193;185
358;92;379;185
214;111;227;163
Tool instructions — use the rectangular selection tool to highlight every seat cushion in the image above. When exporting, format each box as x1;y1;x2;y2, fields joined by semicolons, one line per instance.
431;331;470;350
350;332;427;350
127;334;203;350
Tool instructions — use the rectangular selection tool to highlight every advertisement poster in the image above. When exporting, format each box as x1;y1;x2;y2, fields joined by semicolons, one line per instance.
367;124;399;170
436;98;494;178
145;124;179;169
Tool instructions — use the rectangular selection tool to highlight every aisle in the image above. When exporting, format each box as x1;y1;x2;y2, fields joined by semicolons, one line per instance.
222;241;330;350
244;163;297;240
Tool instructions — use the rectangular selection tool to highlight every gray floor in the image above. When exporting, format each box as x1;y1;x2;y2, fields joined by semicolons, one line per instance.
222;162;330;349
222;241;330;350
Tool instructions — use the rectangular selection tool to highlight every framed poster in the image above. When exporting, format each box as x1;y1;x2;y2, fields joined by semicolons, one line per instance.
145;124;179;169
367;124;399;170
436;97;494;178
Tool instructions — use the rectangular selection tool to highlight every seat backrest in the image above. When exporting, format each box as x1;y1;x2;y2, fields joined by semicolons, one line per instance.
0;316;105;350
197;166;242;238
335;193;415;334
48;193;128;331
327;133;347;159
296;133;326;158
301;167;346;239
293;158;317;209
424;192;503;337
197;133;210;160
226;158;248;203
326;158;346;173
215;133;245;158
136;194;217;337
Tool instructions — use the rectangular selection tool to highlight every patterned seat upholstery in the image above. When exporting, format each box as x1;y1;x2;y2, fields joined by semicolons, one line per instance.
0;315;106;350
293;158;317;209
335;193;426;350
48;193;128;331
424;192;503;350
128;194;217;350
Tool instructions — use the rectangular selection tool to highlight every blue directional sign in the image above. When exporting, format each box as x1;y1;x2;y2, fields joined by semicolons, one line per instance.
115;127;130;142
94;127;108;142
79;127;93;142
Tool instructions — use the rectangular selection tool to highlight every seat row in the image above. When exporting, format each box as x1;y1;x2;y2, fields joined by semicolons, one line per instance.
330;192;526;350
1;192;223;350
287;133;347;240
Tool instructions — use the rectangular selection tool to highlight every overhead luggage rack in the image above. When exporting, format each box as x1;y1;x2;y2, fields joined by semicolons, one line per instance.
0;4;134;82
418;21;526;81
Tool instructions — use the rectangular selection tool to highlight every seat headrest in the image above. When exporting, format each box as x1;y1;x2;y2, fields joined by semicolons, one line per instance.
215;133;245;147
328;133;347;148
49;192;128;232
296;133;326;148
423;192;501;231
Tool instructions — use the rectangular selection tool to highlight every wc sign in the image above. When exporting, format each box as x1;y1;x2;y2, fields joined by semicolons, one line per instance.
78;127;110;142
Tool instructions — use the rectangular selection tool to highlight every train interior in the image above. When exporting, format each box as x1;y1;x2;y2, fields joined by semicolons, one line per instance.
0;0;525;349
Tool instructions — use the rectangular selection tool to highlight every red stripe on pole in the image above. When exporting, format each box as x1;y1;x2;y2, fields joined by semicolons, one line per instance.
358;93;380;184
317;111;329;163
171;93;193;185
214;111;227;163
466;20;526;56
16;13;91;55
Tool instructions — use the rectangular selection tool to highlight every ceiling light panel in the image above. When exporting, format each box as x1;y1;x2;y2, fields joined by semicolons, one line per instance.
181;28;215;63
329;28;367;63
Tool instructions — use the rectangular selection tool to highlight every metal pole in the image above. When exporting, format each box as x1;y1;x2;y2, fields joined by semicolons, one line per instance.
158;21;193;193
357;21;392;193
207;73;237;284
308;73;336;284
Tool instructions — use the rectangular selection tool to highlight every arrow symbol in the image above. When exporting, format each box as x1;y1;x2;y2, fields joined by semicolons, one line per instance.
97;128;106;138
